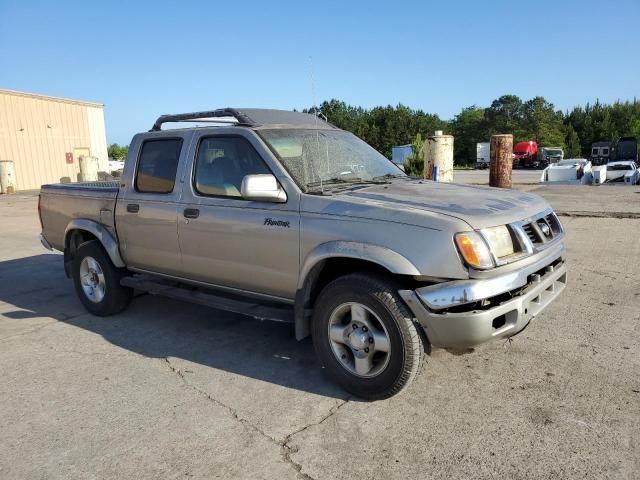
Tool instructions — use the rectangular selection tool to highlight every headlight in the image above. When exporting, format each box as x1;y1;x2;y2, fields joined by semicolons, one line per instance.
454;232;494;269
481;225;515;258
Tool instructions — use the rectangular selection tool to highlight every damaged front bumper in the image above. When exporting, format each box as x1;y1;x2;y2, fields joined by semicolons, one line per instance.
399;247;567;348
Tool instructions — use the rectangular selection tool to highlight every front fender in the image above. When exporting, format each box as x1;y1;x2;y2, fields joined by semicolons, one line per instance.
294;241;421;340
298;241;420;290
65;219;125;268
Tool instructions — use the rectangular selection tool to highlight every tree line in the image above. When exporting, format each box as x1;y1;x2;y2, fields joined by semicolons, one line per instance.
108;96;640;171
306;96;640;169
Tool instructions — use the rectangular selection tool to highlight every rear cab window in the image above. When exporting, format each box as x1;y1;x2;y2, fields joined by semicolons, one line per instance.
135;138;183;193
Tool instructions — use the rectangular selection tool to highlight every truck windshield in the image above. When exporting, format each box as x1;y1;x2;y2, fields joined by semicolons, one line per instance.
259;129;405;191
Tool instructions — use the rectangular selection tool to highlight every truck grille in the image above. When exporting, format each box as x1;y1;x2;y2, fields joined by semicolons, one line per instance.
544;213;562;234
522;223;541;244
517;211;563;251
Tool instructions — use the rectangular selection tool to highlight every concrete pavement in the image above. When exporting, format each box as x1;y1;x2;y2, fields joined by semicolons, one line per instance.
1;191;638;479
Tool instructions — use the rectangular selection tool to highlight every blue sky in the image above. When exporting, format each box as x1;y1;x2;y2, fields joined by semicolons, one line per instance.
2;0;639;144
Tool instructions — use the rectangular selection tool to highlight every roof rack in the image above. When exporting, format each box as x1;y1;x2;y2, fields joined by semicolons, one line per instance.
150;108;256;131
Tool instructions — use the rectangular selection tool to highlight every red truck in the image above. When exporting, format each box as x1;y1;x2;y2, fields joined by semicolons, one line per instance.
513;141;539;168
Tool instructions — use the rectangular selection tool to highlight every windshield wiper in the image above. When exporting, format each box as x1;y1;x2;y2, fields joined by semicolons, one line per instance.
306;177;363;188
372;173;407;181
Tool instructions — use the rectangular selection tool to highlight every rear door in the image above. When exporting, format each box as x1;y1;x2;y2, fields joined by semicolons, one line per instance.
115;132;193;276
177;129;300;300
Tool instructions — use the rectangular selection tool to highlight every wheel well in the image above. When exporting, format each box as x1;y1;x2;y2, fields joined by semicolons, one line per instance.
63;229;99;277
294;257;413;340
311;258;394;303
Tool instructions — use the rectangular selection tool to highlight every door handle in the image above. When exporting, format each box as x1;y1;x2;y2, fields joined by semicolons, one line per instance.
183;208;200;219
126;203;139;213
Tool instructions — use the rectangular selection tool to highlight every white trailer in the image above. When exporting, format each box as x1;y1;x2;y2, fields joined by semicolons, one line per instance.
476;142;490;169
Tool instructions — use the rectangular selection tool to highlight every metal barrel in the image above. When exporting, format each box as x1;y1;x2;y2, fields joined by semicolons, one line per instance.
78;156;99;182
424;131;453;182
0;160;16;194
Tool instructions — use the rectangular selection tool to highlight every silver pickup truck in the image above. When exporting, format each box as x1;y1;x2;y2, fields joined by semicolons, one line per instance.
39;108;567;399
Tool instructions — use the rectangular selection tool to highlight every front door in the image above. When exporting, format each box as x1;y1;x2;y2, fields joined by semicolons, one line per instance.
115;133;192;276
177;131;299;300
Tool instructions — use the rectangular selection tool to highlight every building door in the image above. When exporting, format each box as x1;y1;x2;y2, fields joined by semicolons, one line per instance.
73;148;90;181
73;147;90;160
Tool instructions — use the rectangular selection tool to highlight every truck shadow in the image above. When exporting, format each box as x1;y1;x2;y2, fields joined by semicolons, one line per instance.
0;254;349;400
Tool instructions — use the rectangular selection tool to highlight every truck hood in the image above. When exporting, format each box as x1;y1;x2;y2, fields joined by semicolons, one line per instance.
307;179;550;229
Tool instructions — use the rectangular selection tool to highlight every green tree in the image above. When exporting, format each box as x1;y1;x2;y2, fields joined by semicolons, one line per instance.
451;106;487;165
522;97;566;148
484;95;524;139
307;99;444;160
403;133;424;177
564;125;582;158
108;143;129;160
630;118;640;142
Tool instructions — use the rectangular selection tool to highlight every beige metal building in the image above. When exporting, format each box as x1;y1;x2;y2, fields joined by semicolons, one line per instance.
0;89;109;191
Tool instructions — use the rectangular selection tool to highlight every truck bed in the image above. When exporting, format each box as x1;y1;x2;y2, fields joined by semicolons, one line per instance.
39;182;120;251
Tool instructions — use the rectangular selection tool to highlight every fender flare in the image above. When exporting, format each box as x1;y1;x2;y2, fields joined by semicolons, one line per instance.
298;241;421;290
65;219;125;268
294;241;421;340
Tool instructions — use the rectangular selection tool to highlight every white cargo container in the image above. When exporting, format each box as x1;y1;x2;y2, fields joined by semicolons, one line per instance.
476;142;490;169
591;165;607;185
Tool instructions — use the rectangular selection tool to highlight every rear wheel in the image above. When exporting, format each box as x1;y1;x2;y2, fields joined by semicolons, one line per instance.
72;240;132;316
312;273;424;400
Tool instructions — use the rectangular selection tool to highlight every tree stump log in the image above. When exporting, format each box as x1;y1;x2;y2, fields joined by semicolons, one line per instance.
490;134;513;188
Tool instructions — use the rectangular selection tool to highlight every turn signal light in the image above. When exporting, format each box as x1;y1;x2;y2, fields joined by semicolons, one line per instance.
454;232;494;269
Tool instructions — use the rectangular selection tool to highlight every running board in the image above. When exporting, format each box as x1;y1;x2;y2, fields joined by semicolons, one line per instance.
120;275;294;323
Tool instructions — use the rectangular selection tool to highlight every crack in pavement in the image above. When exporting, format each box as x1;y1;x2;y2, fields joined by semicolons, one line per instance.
161;357;350;480
161;357;279;440
280;399;351;480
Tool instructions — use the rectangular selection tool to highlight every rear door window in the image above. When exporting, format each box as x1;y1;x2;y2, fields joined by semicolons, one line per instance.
135;138;183;193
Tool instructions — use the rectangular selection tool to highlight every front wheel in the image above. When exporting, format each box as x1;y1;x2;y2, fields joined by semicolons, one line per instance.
72;240;132;316
312;273;425;400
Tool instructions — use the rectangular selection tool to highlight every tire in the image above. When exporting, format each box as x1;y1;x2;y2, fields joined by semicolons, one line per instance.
311;273;424;400
72;240;132;316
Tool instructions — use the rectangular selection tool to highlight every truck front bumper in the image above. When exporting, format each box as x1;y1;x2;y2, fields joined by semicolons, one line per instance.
399;259;567;349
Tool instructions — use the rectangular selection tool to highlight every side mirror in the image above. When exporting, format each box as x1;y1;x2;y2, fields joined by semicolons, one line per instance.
241;174;287;203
